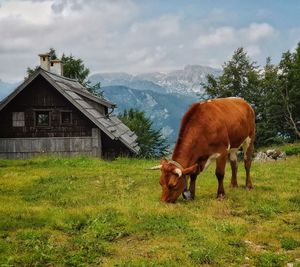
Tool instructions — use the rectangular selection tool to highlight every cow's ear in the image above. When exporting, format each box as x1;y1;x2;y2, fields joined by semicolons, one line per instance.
182;164;198;175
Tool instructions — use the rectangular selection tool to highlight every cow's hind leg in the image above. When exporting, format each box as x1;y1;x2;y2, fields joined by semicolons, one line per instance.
215;153;227;199
229;151;238;188
243;137;254;190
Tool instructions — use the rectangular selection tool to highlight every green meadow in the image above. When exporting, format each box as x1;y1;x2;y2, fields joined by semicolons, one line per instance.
0;152;299;266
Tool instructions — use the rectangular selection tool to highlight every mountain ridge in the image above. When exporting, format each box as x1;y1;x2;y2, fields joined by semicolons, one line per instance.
90;64;221;96
102;85;198;144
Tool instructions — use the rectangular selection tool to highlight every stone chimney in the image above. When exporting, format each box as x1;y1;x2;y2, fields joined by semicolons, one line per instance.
38;53;50;71
50;59;63;76
38;53;63;76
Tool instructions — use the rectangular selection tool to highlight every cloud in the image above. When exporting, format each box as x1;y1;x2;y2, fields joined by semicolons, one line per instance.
130;15;181;38
242;23;276;42
0;0;139;81
50;0;86;14
0;0;292;83
244;45;261;57
194;27;236;48
190;22;277;67
194;23;276;49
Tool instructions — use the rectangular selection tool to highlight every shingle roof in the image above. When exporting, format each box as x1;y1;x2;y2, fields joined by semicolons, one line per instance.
0;68;140;154
45;70;116;109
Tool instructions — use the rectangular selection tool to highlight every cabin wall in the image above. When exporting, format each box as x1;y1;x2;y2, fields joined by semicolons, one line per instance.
0;74;134;159
0;128;102;159
0;76;96;138
101;133;133;159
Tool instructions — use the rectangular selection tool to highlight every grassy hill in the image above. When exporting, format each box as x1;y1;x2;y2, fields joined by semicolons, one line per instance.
0;155;299;266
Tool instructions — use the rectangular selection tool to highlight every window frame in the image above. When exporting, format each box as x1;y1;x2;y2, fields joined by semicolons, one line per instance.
60;110;73;126
34;110;51;128
12;112;25;127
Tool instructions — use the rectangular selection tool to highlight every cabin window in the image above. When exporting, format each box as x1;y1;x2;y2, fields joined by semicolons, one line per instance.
61;111;72;125
12;112;25;127
35;111;50;127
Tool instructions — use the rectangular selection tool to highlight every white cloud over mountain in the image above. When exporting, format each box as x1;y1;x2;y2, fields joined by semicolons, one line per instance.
194;23;276;49
0;0;296;82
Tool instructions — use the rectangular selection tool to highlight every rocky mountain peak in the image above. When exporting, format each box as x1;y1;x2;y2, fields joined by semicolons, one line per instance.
89;64;221;96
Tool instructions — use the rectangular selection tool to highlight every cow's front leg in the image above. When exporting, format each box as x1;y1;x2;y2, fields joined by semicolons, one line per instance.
215;154;227;199
189;174;198;199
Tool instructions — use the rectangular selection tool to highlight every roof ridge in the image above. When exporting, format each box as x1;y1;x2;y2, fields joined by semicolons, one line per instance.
41;68;115;106
41;68;79;82
64;83;115;107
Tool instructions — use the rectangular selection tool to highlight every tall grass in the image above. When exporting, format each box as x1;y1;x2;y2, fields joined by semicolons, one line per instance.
0;155;299;266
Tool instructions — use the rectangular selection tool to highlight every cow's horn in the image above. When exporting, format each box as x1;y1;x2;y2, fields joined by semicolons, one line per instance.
174;168;182;177
148;165;162;170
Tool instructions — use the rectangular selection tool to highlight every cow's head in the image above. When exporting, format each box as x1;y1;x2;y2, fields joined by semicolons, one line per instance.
151;158;198;203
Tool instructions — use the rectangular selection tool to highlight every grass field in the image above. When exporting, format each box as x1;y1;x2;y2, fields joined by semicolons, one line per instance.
0;154;299;266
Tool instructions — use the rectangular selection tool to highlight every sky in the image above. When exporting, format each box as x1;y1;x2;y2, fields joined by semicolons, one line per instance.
0;0;300;82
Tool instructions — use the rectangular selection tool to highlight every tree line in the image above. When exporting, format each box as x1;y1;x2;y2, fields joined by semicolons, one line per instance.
28;45;300;157
202;43;300;147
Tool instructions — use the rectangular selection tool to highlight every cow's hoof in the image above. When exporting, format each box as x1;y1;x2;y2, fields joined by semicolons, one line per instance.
230;183;238;188
243;185;253;190
217;194;225;200
183;190;192;200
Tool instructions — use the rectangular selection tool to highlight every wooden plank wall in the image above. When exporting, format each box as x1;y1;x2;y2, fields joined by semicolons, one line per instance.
0;76;96;138
0;128;102;159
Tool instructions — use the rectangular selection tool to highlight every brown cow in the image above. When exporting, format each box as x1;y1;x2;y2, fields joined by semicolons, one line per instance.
152;97;255;203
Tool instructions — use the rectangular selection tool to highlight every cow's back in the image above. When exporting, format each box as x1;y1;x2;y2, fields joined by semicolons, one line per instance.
177;98;255;153
203;98;255;148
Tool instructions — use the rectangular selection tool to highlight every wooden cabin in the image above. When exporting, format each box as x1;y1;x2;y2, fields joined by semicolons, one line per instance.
0;54;139;159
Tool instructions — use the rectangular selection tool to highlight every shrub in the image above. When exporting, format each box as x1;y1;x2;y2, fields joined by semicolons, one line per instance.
280;237;300;250
189;247;218;265
285;146;300;156
255;252;289;267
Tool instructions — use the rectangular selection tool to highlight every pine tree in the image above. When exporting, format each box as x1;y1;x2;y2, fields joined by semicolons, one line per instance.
202;48;269;146
256;57;284;145
118;109;169;158
202;47;260;105
278;43;300;139
61;54;90;85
